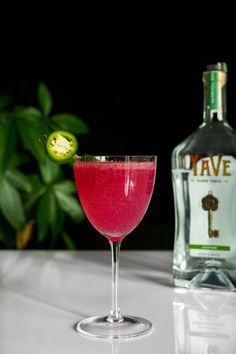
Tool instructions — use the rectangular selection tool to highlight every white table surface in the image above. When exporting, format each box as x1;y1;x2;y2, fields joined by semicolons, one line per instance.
0;250;235;354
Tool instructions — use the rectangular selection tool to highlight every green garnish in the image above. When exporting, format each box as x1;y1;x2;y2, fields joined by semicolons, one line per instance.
83;154;100;162
46;130;78;163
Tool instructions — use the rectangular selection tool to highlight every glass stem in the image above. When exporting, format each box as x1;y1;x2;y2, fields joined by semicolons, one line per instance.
107;241;124;323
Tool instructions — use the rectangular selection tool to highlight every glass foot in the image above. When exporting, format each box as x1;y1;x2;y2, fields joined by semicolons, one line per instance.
76;315;153;340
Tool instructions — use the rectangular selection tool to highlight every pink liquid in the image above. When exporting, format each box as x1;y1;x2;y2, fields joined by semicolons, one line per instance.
74;161;156;242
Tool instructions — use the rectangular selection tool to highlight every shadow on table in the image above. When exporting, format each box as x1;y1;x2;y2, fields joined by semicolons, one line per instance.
74;250;173;288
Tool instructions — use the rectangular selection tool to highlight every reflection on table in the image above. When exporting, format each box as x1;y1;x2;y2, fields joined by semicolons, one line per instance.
173;289;236;354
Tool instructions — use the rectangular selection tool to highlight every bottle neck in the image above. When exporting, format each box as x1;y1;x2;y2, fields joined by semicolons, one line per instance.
203;70;227;123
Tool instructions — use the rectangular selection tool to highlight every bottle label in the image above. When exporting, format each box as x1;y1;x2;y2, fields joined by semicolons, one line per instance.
204;70;227;118
207;71;218;110
188;155;236;259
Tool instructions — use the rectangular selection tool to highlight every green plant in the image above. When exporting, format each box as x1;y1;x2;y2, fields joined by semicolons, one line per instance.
0;83;90;249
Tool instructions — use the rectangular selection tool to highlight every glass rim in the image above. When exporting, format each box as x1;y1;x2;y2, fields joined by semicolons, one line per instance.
73;154;157;159
73;155;157;163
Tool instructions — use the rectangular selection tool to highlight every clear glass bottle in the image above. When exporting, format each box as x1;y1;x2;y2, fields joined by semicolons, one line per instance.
172;62;236;291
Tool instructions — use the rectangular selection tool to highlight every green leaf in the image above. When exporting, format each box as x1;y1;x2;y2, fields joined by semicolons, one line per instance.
15;106;42;120
50;113;90;134
0;121;17;176
62;232;77;250
5;169;32;193
38;82;53;116
8;153;30;169
55;190;84;221
27;175;44;190
51;208;65;247
39;156;62;184
16;115;47;163
0;112;10;124
24;175;47;212
0;178;26;230
25;188;47;213
0;217;15;248
49;195;62;242
53;180;76;194
13;105;27;114
36;193;49;242
0;95;12;111
36;191;58;242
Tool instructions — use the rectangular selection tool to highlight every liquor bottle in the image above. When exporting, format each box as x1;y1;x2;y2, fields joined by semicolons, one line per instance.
172;62;236;290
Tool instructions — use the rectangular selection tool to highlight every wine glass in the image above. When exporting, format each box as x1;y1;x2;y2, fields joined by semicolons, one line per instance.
73;155;157;339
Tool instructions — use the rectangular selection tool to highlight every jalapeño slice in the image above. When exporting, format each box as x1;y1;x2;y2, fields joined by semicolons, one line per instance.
46;130;78;163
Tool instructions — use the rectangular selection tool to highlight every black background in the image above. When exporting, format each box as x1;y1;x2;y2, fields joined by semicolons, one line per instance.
1;47;236;249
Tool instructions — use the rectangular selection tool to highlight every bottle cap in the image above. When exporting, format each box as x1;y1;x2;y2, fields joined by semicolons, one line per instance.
206;62;227;72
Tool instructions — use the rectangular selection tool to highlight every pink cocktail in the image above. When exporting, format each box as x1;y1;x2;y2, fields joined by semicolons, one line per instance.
73;156;156;340
74;161;155;242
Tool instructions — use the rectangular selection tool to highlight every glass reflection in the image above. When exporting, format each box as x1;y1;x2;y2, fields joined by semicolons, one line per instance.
173;289;236;354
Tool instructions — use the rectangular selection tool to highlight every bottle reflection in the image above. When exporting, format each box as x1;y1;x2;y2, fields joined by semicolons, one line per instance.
173;289;236;354
112;342;118;354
